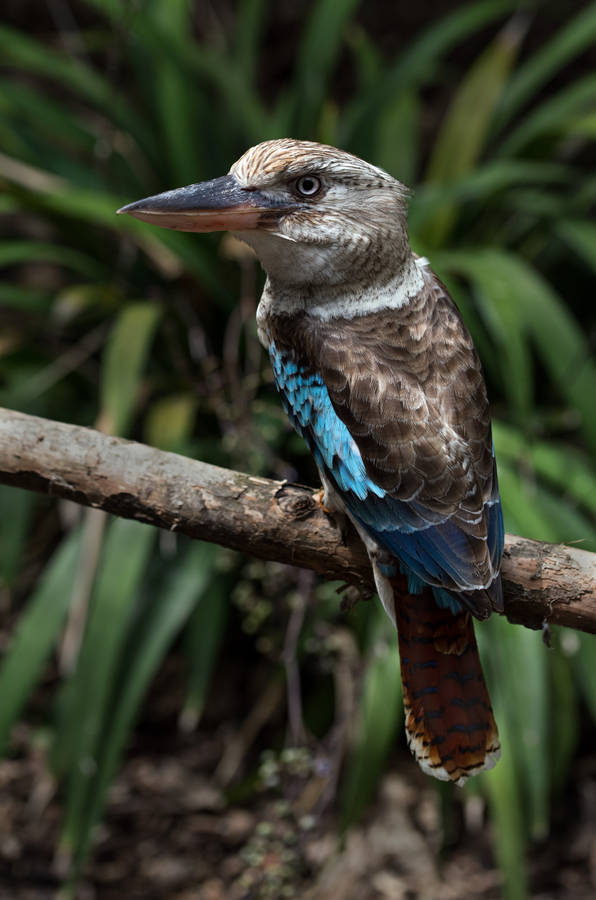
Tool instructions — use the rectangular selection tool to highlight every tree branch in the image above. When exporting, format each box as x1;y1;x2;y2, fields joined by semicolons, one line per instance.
1;407;595;634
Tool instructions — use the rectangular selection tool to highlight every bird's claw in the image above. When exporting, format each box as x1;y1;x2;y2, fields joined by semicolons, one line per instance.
337;582;373;612
312;487;331;514
312;488;351;545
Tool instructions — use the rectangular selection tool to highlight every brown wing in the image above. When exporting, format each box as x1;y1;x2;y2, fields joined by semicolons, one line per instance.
269;276;501;612
309;278;494;515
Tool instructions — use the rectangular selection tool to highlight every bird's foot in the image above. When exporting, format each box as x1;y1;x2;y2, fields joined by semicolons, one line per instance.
312;486;350;545
312;487;331;514
337;582;373;613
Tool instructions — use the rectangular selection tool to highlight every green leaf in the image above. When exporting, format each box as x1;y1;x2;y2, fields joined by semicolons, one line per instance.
497;462;560;542
144;393;197;453
556;219;596;276
346;25;383;94
374;91;420;185
149;0;202;185
548;642;578;795
0;172;224;294
234;0;268;89
0;79;96;156
409;160;571;235
99;302;161;436
436;249;596;453
498;74;596;156
566;109;596;140
0;24;157;162
498;455;596;551
0;528;82;756
180;552;229;731
87;0;269;145
340;605;402;829
291;0;361;137
68;541;217;875
421;18;524;245
571;631;596;722
493;421;596;522
341;0;516;151
57;518;155;854
0;284;49;310
481;734;528;900
0;240;104;278
494;4;596;132
485;615;549;840
0;486;35;586
477;618;535;900
431;249;533;419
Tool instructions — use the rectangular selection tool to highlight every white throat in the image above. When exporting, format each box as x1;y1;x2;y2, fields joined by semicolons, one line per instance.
256;254;428;332
308;255;427;320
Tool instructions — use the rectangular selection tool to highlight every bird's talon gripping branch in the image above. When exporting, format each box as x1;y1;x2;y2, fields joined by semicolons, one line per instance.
120;138;505;784
312;487;331;514
337;583;372;613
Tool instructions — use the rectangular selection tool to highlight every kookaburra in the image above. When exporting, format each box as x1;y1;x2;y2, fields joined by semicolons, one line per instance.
119;139;503;784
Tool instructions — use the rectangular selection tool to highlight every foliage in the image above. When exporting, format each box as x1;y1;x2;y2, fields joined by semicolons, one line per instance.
0;1;595;896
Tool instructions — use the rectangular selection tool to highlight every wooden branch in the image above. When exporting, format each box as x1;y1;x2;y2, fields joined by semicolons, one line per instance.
1;407;595;634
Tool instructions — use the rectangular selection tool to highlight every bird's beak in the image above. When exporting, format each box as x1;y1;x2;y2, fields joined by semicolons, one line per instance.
117;174;287;233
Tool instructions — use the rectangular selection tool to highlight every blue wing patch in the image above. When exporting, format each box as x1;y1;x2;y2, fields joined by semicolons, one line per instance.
269;344;503;614
270;343;384;501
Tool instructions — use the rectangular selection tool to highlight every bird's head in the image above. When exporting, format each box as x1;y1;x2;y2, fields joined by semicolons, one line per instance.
118;139;410;288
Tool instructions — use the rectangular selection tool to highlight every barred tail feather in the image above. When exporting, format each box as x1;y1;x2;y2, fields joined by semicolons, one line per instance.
391;576;500;785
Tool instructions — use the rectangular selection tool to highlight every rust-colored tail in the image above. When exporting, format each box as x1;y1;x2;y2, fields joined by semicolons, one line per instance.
391;577;500;785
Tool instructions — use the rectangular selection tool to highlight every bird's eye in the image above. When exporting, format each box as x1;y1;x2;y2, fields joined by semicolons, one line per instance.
295;175;322;197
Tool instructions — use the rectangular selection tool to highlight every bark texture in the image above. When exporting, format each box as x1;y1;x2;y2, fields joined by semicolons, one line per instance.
1;407;595;633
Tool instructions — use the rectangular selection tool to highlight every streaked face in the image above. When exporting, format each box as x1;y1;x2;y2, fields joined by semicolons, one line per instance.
118;139;409;285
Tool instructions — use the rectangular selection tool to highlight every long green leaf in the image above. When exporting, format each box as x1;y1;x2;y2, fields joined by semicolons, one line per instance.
477;619;528;900
340;605;402;829
437;249;596;452
0;528;81;756
99;302;161;436
341;0;516;150
0;24;157;162
494;4;596;132
87;0;270;144
0;79;95;154
374;91;420;185
144;392;197;453
497;462;560;542
431;249;533;419
498;74;596;156
180;564;229;731
57;518;155;853
571;632;596;722
481;725;528;900
291;0;361;137
148;0;202;185
548;643;578;795
409;159;570;235
493;421;596;521
421;18;524;246
0;240;104;278
486;615;549;839
556;219;596;276
234;0;268;89
69;541;217;875
0;486;35;586
0;172;224;293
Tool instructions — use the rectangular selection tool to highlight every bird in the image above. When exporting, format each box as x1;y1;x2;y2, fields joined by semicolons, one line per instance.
118;139;504;785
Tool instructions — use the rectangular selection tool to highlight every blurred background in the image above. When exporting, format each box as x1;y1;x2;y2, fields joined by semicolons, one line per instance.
1;1;596;897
